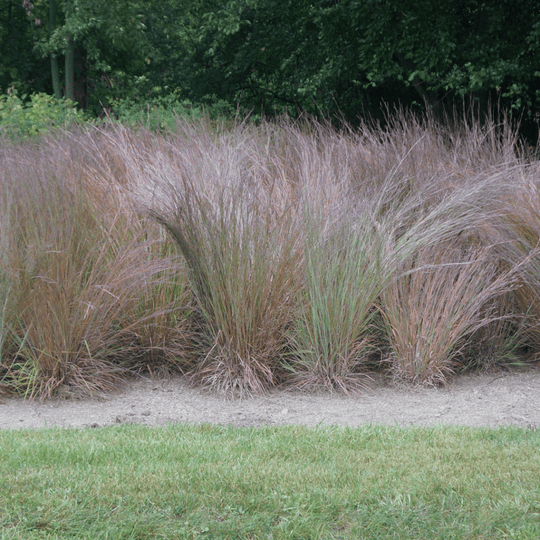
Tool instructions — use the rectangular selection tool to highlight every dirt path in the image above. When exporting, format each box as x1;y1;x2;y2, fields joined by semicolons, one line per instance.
1;368;540;430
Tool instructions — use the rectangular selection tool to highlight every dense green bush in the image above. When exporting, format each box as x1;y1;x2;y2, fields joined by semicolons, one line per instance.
0;92;87;137
109;94;254;132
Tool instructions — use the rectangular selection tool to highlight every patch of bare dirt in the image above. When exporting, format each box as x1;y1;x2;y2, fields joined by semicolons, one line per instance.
1;367;540;430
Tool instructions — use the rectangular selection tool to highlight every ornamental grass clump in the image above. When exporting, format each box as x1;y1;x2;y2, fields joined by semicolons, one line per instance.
0;131;190;398
287;209;386;393
489;170;540;362
377;164;530;385
380;238;516;385
150;185;301;395
133;121;302;395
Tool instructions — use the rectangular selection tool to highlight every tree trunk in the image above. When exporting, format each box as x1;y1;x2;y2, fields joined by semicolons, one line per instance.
51;55;62;99
65;35;75;103
49;0;62;99
74;45;88;110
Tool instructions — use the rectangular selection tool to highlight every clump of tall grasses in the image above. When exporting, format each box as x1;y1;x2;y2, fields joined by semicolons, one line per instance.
287;209;385;394
0;130;192;398
0;110;539;398
115;121;303;395
381;239;515;385
487;171;540;361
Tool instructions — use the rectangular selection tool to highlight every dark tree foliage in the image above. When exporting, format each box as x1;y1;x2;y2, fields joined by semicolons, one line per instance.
1;0;150;113
1;0;539;136
0;0;50;94
187;0;540;128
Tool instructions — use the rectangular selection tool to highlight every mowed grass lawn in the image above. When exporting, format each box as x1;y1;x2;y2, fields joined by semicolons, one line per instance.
1;423;539;539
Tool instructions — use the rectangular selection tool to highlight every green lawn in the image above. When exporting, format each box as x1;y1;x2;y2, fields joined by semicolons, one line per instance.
1;423;539;539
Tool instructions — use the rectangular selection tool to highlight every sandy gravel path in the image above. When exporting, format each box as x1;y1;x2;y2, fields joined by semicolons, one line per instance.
1;368;540;430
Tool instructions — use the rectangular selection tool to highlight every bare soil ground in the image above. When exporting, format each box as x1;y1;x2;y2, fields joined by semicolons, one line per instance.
1;367;540;430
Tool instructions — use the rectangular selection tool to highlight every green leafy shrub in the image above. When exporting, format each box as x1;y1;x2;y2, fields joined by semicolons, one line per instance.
0;92;86;138
109;95;240;132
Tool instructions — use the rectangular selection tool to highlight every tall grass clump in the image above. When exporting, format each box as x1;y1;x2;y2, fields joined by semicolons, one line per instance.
116;120;302;395
0;130;191;398
265;120;386;392
151;184;300;395
287;209;385;393
380;238;517;385
489;170;540;362
350;110;532;386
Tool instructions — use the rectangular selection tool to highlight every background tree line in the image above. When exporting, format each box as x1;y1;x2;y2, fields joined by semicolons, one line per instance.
1;0;539;139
